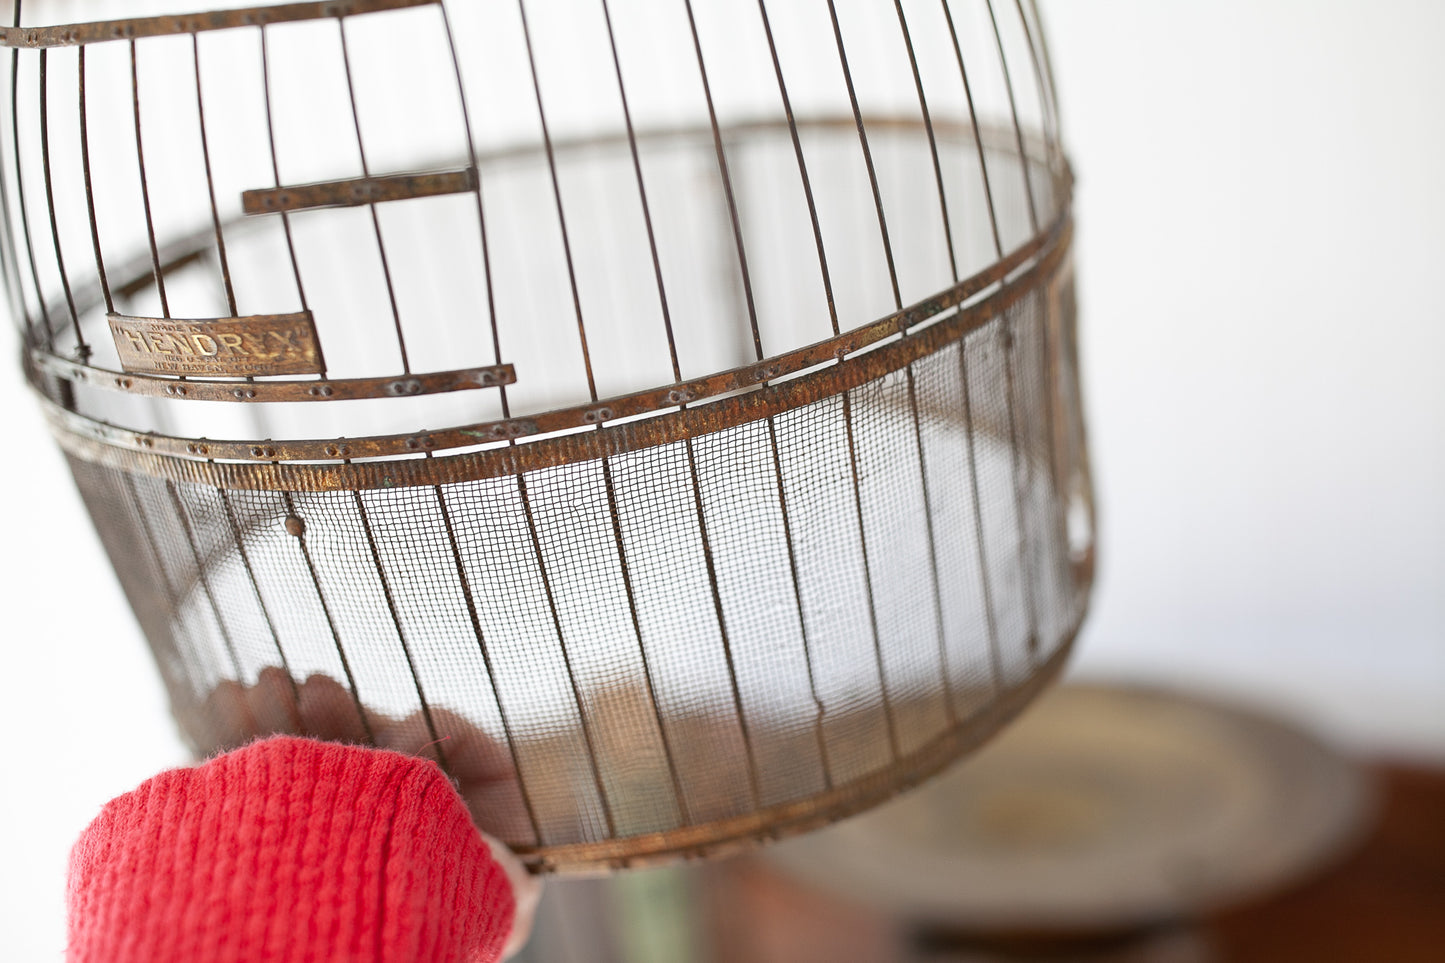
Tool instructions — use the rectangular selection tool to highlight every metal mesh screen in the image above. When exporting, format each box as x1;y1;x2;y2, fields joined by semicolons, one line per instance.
66;277;1091;869
6;0;1093;872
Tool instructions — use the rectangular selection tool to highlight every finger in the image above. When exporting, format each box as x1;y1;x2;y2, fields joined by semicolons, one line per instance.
203;678;261;751
480;831;543;961
378;707;533;844
296;674;374;745
244;666;302;737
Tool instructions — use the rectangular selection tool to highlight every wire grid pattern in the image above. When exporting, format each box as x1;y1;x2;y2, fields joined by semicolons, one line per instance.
9;0;1094;871
65;274;1091;867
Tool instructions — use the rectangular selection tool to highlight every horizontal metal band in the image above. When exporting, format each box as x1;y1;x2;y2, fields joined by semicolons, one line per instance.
32;351;513;402
242;168;478;216
526;618;1083;873
34;116;1060;354
42;216;1071;491
0;0;437;48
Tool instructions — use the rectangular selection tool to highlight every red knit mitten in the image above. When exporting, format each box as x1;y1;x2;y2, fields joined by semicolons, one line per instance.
66;736;516;963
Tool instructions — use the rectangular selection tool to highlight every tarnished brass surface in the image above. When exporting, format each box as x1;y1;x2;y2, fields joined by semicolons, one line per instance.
242;168;479;216
0;0;438;48
33;352;514;403
43;220;1070;489
108;311;325;378
8;0;1087;874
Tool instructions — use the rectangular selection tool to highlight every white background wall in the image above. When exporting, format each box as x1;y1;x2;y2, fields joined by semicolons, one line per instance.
1043;0;1444;752
2;2;1441;958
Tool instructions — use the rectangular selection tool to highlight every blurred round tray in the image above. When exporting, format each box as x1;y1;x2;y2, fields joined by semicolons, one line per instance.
765;683;1373;934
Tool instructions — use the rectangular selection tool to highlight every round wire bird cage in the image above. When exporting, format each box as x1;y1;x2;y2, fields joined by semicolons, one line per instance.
4;0;1092;871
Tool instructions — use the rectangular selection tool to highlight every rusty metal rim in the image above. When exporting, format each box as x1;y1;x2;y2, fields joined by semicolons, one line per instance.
41;216;1070;491
32;351;515;403
28;215;1045;411
28;116;1059;379
0;0;438;49
521;600;1087;874
38;218;1058;461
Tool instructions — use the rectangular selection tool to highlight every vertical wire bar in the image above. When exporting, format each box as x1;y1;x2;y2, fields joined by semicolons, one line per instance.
679;437;762;808
940;0;1004;259
1012;0;1059;171
1001;308;1041;664
1022;0;1064;163
437;4;505;393
258;28;312;328
984;0;1045;662
165;480;248;684
762;418;833;786
335;16;409;373
598;0;679;383
439;5;566;842
11;7;52;346
907;362;956;724
981;0;1045;666
280;491;375;743
598;0;743;815
958;337;1005;688
529;0;742;824
759;0;888;768
681;0;763;358
191;34;237;316
983;0;1039;234
838;389;900;760
128;39;169;318
825;0;943;758
597;458;690;824
1008;0;1063;227
218;488;299;705
514;0;622;836
516;474;617;839
77;47;113;315
755;0;837;786
1033;281;1070;646
135;476;261;749
893;0;960;279
120;474;206;716
37;50;83;355
435;2;546;843
0;2;29;336
516;0;596;399
757;1;835;328
679;0;788;805
893;0;965;725
431;481;544;845
823;0;900;308
940;0;1005;690
351;490;448;771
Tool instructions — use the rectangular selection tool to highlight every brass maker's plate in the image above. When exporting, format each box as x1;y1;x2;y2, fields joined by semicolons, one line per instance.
108;311;324;378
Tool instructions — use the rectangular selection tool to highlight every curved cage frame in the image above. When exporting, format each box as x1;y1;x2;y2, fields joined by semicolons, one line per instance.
4;0;1093;872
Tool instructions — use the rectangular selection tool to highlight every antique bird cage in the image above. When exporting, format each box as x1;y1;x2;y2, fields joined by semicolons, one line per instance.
4;0;1092;872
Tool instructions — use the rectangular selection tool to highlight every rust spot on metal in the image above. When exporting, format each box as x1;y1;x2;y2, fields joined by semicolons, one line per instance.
40;220;1072;492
